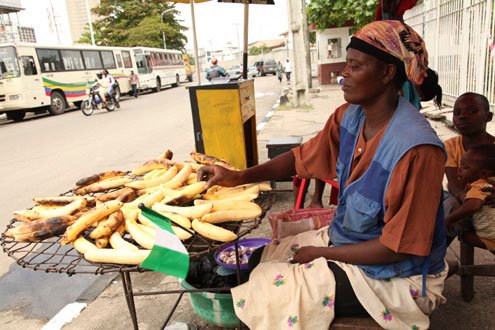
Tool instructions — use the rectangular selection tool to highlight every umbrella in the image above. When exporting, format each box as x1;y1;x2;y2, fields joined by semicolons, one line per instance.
165;0;274;82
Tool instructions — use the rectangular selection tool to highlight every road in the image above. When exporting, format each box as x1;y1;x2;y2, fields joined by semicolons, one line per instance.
0;75;282;325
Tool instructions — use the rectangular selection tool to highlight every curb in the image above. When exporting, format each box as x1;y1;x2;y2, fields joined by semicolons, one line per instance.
256;99;280;134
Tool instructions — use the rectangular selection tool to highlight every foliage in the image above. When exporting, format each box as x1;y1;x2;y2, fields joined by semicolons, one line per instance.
77;0;188;51
307;0;378;30
249;44;272;56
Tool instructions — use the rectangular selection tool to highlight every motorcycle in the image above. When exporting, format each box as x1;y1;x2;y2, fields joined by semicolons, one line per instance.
81;84;117;116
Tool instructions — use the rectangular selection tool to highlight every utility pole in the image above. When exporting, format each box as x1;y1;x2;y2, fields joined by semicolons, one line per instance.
287;0;312;106
84;0;95;45
161;9;173;49
234;23;241;62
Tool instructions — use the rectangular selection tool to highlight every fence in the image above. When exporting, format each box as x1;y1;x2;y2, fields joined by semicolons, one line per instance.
404;0;495;109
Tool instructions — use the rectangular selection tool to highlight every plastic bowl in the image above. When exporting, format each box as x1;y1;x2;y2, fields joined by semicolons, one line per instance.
180;280;240;328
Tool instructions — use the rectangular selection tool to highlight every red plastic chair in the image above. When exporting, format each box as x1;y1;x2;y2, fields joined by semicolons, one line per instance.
293;177;340;209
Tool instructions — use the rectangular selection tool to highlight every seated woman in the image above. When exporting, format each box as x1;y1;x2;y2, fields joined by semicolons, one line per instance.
199;20;447;329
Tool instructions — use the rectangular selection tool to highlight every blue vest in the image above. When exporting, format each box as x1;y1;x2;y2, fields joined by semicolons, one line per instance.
329;97;446;283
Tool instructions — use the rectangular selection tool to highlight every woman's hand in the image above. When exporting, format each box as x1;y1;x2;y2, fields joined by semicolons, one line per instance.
290;246;324;264
482;178;495;207
197;165;242;189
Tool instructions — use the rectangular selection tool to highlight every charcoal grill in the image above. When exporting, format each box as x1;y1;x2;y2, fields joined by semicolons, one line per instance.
1;191;274;329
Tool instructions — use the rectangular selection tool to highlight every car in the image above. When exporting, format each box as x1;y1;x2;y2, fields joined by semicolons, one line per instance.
226;64;257;79
253;59;277;76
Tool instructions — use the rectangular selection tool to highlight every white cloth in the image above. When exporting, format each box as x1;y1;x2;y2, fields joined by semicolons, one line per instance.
231;227;447;330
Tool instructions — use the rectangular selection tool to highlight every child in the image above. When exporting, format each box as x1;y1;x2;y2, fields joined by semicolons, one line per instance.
445;144;495;251
444;92;494;203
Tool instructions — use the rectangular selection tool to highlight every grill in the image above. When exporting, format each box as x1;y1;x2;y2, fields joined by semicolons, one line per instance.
1;191;274;329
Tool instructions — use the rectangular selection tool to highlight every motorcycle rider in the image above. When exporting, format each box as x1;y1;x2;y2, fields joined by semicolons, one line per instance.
102;70;120;108
95;72;109;106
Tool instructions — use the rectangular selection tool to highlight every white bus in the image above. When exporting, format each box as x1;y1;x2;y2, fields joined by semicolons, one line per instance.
132;46;187;91
0;43;136;121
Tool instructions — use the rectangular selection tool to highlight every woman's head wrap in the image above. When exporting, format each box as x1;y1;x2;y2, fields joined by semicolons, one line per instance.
347;20;428;85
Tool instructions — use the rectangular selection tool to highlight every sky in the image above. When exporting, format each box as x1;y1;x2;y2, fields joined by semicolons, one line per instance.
16;0;289;51
175;1;288;51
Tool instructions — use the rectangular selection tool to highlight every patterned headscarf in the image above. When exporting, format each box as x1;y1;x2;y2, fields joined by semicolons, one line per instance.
348;20;428;85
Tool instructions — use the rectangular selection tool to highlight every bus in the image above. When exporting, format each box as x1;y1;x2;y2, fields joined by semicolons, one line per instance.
132;46;187;91
0;42;139;121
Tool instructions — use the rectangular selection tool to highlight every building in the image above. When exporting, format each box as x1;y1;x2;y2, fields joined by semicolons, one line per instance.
65;0;99;43
0;0;36;43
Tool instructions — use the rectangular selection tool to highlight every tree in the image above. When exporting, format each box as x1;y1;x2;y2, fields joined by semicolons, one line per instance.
307;0;378;31
78;0;188;50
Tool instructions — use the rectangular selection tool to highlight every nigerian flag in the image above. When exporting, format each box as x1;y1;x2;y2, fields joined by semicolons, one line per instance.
139;205;189;278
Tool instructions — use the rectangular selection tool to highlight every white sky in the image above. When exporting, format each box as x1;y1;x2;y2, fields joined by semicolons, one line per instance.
175;1;288;51
16;0;289;51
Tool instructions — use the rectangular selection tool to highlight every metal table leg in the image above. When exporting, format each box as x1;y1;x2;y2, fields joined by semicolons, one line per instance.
121;271;139;330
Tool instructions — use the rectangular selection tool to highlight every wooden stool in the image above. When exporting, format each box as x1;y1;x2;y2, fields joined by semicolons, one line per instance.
330;317;381;329
458;237;495;302
266;137;303;188
294;177;340;209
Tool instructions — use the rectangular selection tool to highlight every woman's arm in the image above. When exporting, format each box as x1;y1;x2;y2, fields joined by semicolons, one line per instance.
291;238;411;265
197;150;296;188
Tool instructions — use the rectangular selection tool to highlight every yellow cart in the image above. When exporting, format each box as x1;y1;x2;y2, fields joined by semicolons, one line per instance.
189;80;258;169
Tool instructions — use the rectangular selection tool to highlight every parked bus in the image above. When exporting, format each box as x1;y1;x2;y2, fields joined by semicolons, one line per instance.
0;42;136;121
132;46;187;91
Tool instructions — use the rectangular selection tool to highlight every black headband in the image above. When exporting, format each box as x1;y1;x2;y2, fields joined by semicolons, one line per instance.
347;37;406;79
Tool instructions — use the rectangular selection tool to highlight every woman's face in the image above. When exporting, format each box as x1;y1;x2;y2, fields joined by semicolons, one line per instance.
341;48;388;105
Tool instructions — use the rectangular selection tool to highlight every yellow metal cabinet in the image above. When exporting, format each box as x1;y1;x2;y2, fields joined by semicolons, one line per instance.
189;80;258;169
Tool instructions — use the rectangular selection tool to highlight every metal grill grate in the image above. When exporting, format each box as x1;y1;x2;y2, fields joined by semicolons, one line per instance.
1;192;274;275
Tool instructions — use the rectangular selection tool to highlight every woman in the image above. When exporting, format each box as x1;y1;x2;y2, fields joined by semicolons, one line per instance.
199;20;447;329
276;61;283;83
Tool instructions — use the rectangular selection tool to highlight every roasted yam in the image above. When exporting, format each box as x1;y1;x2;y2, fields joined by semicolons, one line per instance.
75;171;126;187
190;152;236;170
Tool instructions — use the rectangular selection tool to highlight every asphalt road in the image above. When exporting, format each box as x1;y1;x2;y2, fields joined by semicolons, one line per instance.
0;75;282;324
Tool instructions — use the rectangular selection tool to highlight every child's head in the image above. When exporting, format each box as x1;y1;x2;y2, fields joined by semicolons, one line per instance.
453;92;492;136
458;144;495;185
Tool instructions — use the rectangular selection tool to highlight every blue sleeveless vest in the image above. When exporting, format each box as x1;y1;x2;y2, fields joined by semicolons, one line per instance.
329;97;446;283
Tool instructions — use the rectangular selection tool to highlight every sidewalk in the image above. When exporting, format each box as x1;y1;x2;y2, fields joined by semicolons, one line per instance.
62;81;495;330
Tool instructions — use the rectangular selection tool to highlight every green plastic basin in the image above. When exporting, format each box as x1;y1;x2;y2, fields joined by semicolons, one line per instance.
181;280;240;328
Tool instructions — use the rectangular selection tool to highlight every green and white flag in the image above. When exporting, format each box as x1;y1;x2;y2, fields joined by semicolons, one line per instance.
139;206;189;279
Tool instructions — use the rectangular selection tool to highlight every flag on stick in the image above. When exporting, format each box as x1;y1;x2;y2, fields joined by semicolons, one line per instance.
139;205;189;278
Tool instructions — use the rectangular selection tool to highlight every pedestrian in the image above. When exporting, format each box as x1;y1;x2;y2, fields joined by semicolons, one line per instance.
284;58;292;83
198;20;448;329
276;61;283;83
206;58;227;81
129;70;139;98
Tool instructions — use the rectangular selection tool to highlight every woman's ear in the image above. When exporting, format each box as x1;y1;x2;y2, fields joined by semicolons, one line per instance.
383;64;397;85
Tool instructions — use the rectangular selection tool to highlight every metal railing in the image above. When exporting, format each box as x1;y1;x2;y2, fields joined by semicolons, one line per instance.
405;0;495;109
